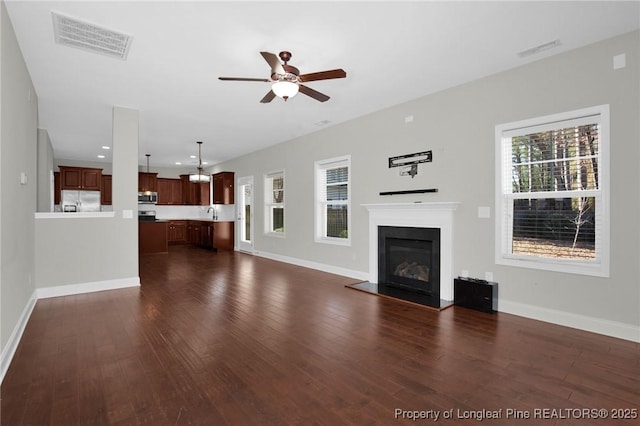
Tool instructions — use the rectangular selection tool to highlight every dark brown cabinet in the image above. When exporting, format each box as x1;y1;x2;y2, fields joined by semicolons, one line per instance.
139;221;168;254
180;175;210;206
157;178;182;205
101;175;112;205
168;220;187;244
213;221;234;251
167;220;233;250
138;172;158;193
54;172;61;205
212;172;234;204
59;166;102;190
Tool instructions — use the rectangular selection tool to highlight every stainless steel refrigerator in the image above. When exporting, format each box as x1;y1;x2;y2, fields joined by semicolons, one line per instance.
61;190;101;212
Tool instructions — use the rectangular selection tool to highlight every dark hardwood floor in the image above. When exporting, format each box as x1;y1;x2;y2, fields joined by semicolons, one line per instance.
2;245;639;425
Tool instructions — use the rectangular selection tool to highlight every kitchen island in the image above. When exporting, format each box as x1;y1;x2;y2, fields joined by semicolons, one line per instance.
139;220;168;254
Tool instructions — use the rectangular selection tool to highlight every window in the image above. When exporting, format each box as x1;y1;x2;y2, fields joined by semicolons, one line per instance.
495;105;609;277
264;170;285;235
315;156;350;245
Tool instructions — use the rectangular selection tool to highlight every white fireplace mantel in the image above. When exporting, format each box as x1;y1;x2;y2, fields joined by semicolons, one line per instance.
362;202;459;301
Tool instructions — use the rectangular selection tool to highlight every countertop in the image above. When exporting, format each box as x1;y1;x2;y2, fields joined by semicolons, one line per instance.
158;218;233;222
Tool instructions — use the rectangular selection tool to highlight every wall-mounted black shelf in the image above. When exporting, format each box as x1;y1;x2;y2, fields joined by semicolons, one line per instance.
379;189;438;196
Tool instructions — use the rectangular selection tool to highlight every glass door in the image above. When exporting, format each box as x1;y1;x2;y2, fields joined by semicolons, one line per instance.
237;176;253;253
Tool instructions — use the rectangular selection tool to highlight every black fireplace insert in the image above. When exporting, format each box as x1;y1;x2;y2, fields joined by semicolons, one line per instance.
378;226;441;301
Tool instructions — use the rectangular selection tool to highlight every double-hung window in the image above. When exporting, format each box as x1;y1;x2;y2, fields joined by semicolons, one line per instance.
315;155;350;245
264;170;285;235
495;105;609;277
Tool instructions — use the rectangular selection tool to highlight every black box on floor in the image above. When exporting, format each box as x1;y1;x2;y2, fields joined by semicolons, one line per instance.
454;277;498;313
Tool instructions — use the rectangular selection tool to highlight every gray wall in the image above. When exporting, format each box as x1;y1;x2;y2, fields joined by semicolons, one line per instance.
0;0;38;351
212;31;639;332
36;129;54;212
34;107;139;288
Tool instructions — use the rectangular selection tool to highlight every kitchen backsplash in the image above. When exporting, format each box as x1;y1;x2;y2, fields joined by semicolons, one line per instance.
154;204;235;221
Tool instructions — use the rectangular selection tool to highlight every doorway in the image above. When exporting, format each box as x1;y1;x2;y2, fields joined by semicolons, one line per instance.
236;176;254;253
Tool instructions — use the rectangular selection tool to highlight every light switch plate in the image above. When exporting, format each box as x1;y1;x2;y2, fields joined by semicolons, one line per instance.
122;209;133;219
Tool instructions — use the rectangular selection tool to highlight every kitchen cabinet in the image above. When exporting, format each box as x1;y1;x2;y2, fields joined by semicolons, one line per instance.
212;172;234;204
186;221;215;249
59;166;102;190
54;172;61;205
138;172;158;193
168;220;187;244
157;178;182;205
101;175;112;205
180;175;210;206
139;221;168;254
202;222;214;249
169;220;233;250
213;221;234;251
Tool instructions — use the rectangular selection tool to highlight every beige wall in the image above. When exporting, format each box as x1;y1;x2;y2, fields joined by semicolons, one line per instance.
212;31;640;338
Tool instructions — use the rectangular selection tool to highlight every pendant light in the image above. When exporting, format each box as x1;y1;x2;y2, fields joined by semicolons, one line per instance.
189;141;211;183
143;154;153;195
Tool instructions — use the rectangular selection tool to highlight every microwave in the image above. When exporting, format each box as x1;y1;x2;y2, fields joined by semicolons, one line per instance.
138;192;158;204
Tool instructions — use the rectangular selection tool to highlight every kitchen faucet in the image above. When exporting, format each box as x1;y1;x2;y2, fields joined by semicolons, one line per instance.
207;206;217;220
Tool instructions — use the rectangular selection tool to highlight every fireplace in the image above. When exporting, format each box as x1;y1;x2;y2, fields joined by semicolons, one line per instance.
361;202;459;308
378;226;440;299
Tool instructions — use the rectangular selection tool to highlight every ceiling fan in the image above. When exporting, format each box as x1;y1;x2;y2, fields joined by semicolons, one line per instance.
219;51;346;103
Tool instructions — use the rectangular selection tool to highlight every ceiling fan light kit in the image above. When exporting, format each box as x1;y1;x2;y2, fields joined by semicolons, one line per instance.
219;50;346;103
271;81;299;100
189;141;211;183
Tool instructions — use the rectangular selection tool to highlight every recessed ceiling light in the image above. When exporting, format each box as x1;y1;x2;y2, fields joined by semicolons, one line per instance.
202;162;208;165
175;162;182;165
97;154;105;159
190;155;196;159
102;146;110;150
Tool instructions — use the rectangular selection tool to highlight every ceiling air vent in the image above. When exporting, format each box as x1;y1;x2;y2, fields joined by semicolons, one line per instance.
51;11;133;60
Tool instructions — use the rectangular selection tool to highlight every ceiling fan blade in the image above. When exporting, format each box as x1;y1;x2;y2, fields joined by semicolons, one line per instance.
218;77;270;82
260;90;276;103
298;84;330;102
260;51;285;74
298;69;346;83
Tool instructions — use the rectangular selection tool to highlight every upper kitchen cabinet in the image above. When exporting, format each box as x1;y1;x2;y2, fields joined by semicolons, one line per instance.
212;172;234;204
59;166;102;190
101;175;113;205
138;172;158;193
54;172;61;205
179;175;210;206
157;178;183;205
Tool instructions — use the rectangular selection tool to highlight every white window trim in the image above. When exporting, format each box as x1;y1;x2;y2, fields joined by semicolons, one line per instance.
494;105;610;277
314;155;351;246
264;169;285;238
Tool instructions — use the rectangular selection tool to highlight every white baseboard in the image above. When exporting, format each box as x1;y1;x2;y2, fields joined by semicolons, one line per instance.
252;250;369;281
499;299;640;343
1;290;37;384
36;276;140;299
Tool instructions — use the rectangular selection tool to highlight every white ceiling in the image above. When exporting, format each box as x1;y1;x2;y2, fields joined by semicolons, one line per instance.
5;1;639;168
